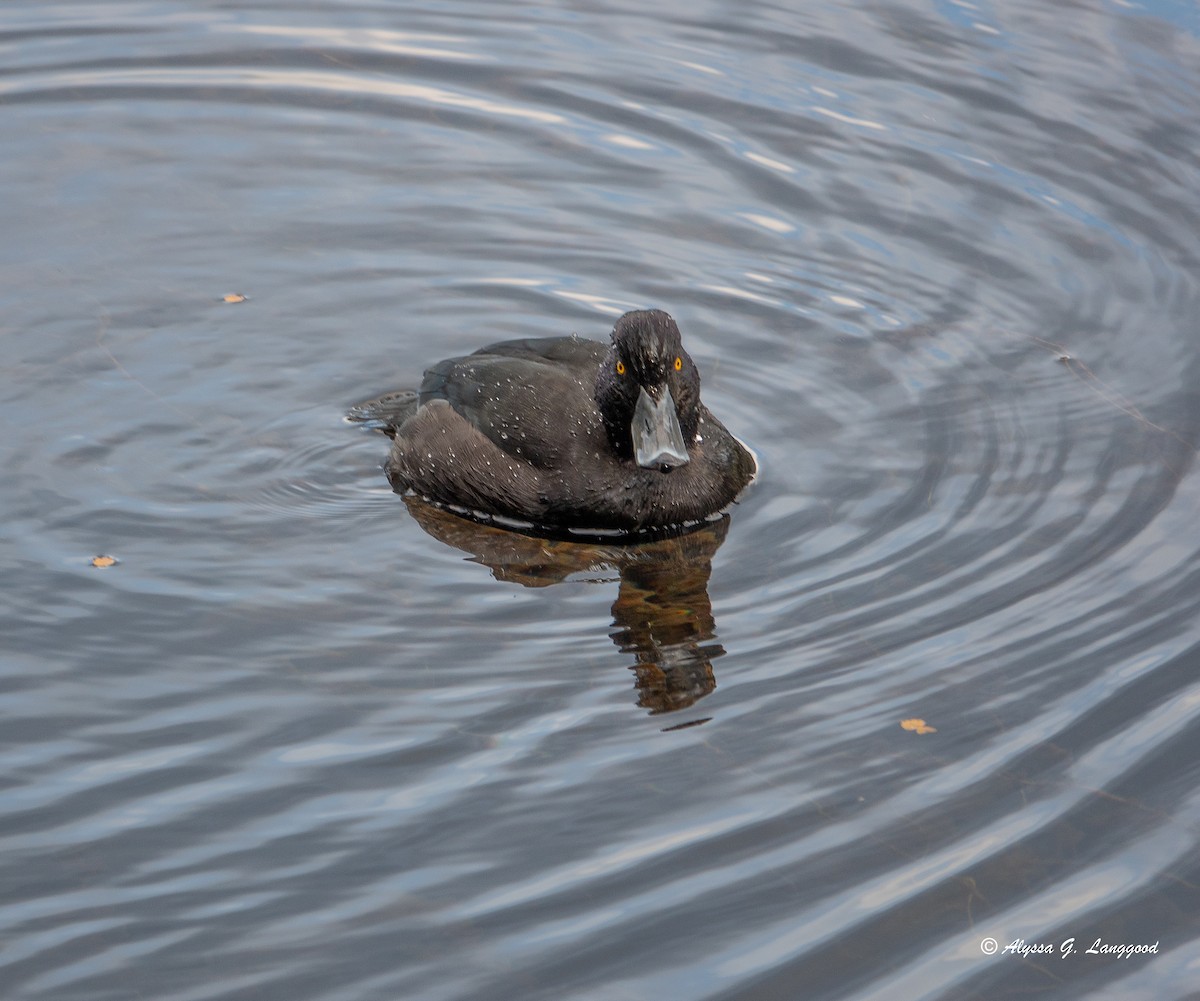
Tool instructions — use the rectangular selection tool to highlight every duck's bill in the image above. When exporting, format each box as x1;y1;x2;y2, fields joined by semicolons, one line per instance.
633;385;690;471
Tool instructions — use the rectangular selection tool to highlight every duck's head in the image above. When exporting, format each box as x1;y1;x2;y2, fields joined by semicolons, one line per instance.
595;309;702;472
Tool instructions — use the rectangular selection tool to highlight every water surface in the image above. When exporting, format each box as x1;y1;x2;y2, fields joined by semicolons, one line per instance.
3;1;1200;999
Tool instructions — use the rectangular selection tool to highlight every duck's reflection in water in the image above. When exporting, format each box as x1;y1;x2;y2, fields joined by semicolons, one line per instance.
403;496;730;716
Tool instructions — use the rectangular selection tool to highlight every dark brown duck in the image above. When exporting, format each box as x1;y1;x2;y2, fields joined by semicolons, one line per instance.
367;309;757;534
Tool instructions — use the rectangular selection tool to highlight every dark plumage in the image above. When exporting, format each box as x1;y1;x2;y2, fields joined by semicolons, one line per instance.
364;309;757;534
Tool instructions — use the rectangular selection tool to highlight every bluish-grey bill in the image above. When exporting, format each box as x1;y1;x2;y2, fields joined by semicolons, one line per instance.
633;385;690;471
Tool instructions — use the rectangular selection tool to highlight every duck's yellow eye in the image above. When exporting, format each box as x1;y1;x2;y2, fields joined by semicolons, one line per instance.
674;356;682;371
616;359;625;375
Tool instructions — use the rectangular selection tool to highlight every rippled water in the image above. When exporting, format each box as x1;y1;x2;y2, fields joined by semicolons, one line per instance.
4;1;1200;998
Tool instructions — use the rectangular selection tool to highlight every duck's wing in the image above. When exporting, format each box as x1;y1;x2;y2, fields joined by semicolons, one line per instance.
419;337;607;469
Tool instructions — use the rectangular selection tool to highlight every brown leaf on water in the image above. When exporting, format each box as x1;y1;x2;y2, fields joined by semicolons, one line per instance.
221;293;248;304
901;717;937;735
91;555;118;568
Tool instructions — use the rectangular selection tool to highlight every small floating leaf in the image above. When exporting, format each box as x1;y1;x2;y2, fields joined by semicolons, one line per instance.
90;555;118;568
901;717;937;734
221;293;248;304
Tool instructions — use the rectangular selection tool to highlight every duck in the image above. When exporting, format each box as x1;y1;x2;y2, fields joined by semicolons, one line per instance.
364;309;756;534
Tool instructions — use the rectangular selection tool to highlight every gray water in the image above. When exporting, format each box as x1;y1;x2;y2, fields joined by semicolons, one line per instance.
4;1;1200;999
